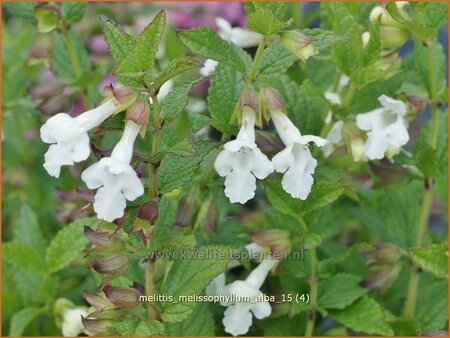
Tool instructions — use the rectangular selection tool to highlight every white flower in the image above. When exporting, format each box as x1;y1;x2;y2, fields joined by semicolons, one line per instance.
40;99;121;178
222;259;277;336
62;307;89;337
356;95;409;160
216;17;262;49
199;59;219;77
214;108;273;204
81;120;144;222
270;110;328;200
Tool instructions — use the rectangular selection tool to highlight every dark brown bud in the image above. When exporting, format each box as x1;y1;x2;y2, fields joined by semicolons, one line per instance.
132;282;146;295
363;265;400;291
137;201;159;225
126;101;149;125
240;89;260;112
255;130;285;153
260;87;286;111
103;286;140;308
91;253;129;275
200;200;219;234
174;194;198;228
82;317;114;336
364;243;401;266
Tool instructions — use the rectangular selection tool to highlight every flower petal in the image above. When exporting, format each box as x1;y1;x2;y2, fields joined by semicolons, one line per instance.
120;171;144;201
81;161;106;189
223;304;253;336
272;145;294;173
43;144;75;178
250;148;274;179
224;139;255;152
249;301;271;320
224;170;256;204
93;183;127;222
298;135;329;147
386;118;409;147
378;95;406;117
214;149;234;177
245;259;277;289
364;131;390;160
356;108;384;131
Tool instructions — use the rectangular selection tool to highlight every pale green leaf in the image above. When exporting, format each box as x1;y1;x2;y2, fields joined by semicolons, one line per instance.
3;3;37;23
151;56;203;91
318;273;367;310
52;31;90;80
107;318;165;336
257;40;297;77
409;245;448;279
99;16;136;63
416;275;448;333
301;28;348;50
160;80;198;122
3;242;46;273
61;2;87;24
165;303;214;336
13;204;46;255
45;217;98;273
9;307;44;336
247;7;289;35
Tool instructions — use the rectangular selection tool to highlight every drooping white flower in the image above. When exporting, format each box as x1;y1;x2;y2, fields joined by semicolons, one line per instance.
222;259;277;336
216;17;262;49
270;110;327;200
40;99;121;178
62;307;89;337
214;108;273;204
356;95;409;160
81;120;144;222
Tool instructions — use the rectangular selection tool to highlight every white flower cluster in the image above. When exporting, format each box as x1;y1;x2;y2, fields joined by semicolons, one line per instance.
40;90;145;222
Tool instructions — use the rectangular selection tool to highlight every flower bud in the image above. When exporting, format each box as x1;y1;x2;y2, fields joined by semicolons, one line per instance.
386;144;400;158
239;89;260;112
35;4;60;33
369;3;409;27
104;86;138;107
103;286;141;308
260;87;286;111
126;101;149;125
364;243;401;266
252;229;291;258
137;201;159;225
362;31;371;47
342;122;367;162
363;265;400;291
174;194;198;228
83;290;113;311
84;226;122;255
82;317;114;336
280;31;318;61
200;200;219;234
380;26;408;49
91;253;129;276
255;130;284;154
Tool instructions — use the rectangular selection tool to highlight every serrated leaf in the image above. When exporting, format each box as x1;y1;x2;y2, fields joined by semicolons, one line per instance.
263;180;346;218
409;245;448;279
416;276;448;332
318;273;367;310
157;142;215;194
99;16;136;64
424;2;448;30
151;56;203;91
247;7;289;35
329;296;394;336
116;11;165;75
301;28;348;50
257;40;297;77
160;246;235;322
177;27;247;73
303;230;324;250
3;242;46;273
61;2;87;24
245;2;287;21
155;197;178;244
165;303;214;336
160;80;198;122
13;204;46;255
45;217;98;273
349;71;408;114
9;307;44;336
3;2;37;23
190;113;211;132
52;31;90;80
207;63;244;123
107;318;165;336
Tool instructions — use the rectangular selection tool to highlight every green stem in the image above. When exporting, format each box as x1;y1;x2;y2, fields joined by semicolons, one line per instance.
403;40;440;318
145;94;162;320
249;40;266;81
305;247;318;337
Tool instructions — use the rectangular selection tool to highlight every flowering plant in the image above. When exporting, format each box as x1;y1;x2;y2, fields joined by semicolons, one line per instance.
2;1;448;337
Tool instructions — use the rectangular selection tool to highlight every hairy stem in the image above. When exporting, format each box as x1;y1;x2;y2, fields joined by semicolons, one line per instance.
146;93;162;320
403;40;440;318
305;247;318;337
249;40;266;81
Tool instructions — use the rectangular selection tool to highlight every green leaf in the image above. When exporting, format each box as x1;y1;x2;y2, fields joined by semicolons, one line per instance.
207;63;244;123
9;307;44;336
161;80;198;122
264;180;346;218
329;296;394;336
414;39;447;101
99;16;136;64
52;31;90;80
245;2;287;21
116;10;166;75
155;197;178;244
13;204;46;255
409;245;448;279
318;273;367;310
247;7;289;35
45;217;98;273
190;113;211;133
177;27;247;73
157;141;216;194
303;230;324;250
3;2;37;23
60;2;87;24
416;275;448;333
160;246;235;322
301;28;348;50
257;40;297;77
151;56;203;91
349;71;408;114
107;318;165;336
424;2;448;30
35;6;59;33
3;242;46;273
165;303;215;336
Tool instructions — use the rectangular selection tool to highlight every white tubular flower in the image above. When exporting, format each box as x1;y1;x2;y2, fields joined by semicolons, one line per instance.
356;95;409;160
199;59;219;77
216;17;262;49
214;107;273;204
222;259;277;336
62;307;89;337
270;110;328;200
40;99;120;178
81;120;144;222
